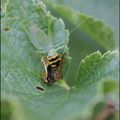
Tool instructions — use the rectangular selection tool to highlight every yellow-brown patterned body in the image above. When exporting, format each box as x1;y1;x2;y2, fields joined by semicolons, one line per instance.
42;54;63;84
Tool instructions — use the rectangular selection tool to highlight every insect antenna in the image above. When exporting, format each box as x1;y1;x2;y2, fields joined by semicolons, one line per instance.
69;17;90;35
54;18;90;54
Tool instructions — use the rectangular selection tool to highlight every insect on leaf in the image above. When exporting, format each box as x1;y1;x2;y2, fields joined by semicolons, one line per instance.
26;24;54;54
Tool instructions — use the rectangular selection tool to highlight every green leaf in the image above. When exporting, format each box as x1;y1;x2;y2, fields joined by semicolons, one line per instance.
47;4;116;50
1;1;119;120
1;100;12;120
77;51;119;88
90;79;119;120
100;79;119;94
2;27;119;119
1;97;38;120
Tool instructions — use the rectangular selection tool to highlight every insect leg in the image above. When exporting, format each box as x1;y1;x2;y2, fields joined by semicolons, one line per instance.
41;56;49;84
55;45;65;51
33;50;46;54
40;72;49;84
55;45;68;54
40;72;44;80
41;56;48;65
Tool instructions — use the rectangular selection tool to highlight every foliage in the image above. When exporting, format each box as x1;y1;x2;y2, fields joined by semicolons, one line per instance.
1;0;119;120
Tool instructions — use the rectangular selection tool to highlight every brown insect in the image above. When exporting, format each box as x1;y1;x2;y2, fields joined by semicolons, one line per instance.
41;53;64;84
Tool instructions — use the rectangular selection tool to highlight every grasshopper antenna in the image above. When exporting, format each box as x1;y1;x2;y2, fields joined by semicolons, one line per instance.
69;17;90;35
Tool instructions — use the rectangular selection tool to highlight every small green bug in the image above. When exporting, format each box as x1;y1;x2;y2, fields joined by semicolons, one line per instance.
23;12;89;86
24;19;69;84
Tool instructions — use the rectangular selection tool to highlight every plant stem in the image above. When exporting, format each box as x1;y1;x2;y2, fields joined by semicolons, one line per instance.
56;79;70;90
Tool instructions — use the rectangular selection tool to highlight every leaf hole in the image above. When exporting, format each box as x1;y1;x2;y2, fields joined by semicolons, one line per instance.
36;86;44;91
